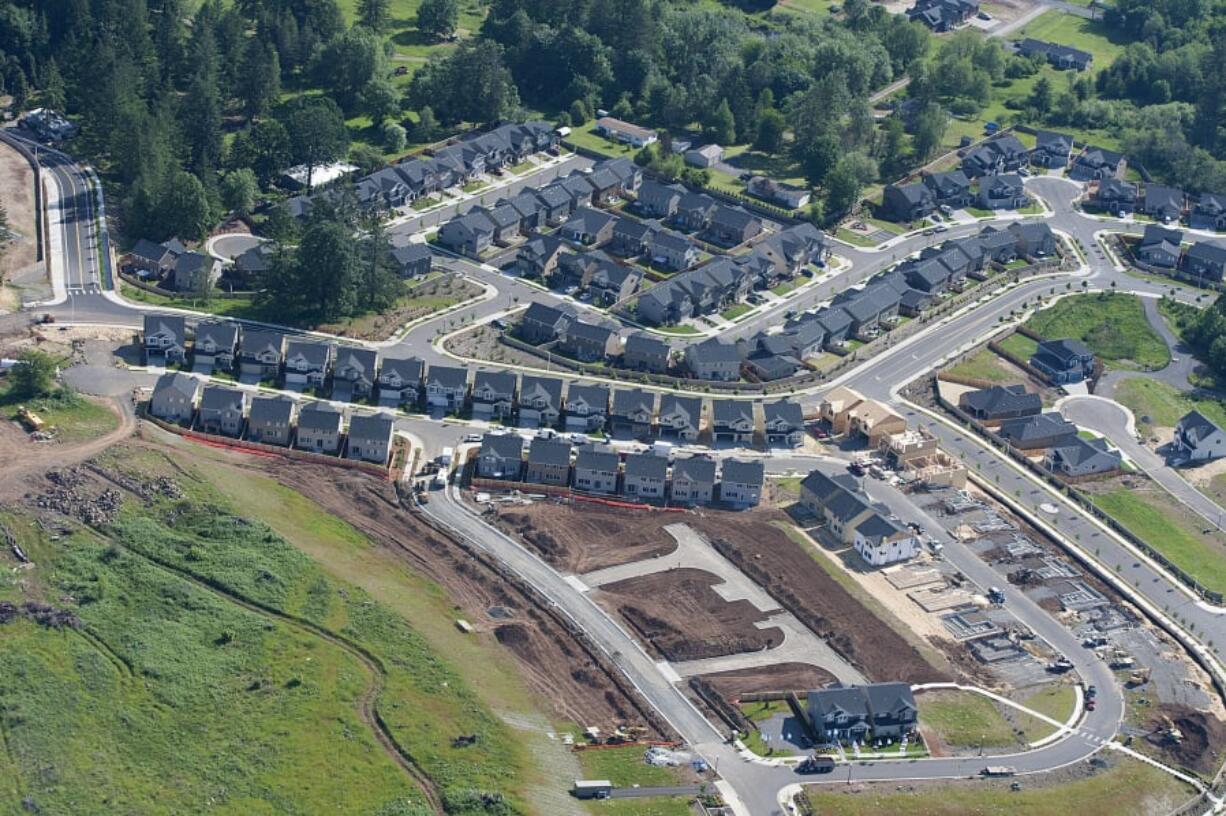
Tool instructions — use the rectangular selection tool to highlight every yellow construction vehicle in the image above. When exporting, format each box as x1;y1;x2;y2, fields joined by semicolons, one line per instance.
16;406;45;432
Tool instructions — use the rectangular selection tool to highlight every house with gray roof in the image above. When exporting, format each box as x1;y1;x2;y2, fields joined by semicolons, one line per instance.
517;375;563;428
1044;436;1122;478
296;404;343;454
149;372;200;424
636;180;686;218
959;384;1041;422
345;412;395;464
425;364;470;413
197;385;248;437
378;355;423;407
763;400;804;447
390;243;433;278
125;237;181;277
518;235;566;279
144;314;187;365
719;458;764;507
588;261;643;307
685;338;742;382
1016;38;1092;71
1173;410;1226;462
923;171;973;209
193;320;238;374
961;134;1028;178
670;456;716;504
560;320;619;362
673;193;718;231
561;207;617;247
712;399;754;445
610;388;656;437
471;369;516;420
533;182;575;225
1031;130;1074;169
1030;338;1094;384
650;230;699;272
525;437;572;486
1191;192;1226;231
1136;224;1183;269
1183;241;1226;283
997;411;1078;450
978;174;1028;210
657;394;702;441
438;210;496;257
284;338;334;389
565;383;610;432
238;329;284;380
1073;146;1127;181
247;395;296;446
170;251;222;293
574;445;619;493
1006;221;1056;258
1141;185;1186;224
854;512;917;566
332;346;379;401
559;173;597;208
518;301;573;344
706;205;763;247
610;218;657;258
623;452;668;499
902;258;951;294
808;682;918;743
477;433;524;480
882;181;935;222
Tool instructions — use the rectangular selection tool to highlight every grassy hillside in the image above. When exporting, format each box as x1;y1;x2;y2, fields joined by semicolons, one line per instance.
1024;293;1169;370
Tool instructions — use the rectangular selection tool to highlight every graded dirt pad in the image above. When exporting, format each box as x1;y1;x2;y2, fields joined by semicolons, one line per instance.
261;462;672;738
593;567;783;662
0;139;37;281
493;501;679;573
1144;704;1226;776
697;663;836;700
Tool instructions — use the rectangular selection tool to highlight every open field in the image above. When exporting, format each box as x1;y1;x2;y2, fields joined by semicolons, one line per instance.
1013;684;1077;742
575;745;692;788
1084;479;1226;596
945;347;1026;383
587;798;694;816
595;568;783;662
0;139;38;286
1113;378;1226;430
917;690;1018;749
1010;10;1130;67
803;756;1195;816
1024;293;1169;370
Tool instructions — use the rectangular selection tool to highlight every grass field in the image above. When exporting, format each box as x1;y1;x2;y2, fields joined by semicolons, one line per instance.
1113;378;1226;430
1088;483;1226;596
1011;11;1129;67
586;798;695;816
945;348;1023;383
1024;293;1169;370
575;746;688;788
917;690;1018;748
1157;297;1203;343
804;757;1193;816
0;382;118;443
998;332;1039;362
721;303;752;321
1015;684;1077;742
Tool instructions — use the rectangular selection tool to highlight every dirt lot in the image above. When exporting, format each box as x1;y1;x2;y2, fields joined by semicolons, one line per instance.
445;322;550;370
499;502;951;684
1143;704;1226;776
0;139;37;286
697;663;835;700
594;567;783;662
494;501;678;572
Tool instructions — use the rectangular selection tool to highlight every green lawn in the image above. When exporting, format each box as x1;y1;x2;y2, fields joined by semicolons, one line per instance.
1157;297;1203;343
1011;10;1129;68
0;383;119;443
1024;293;1169;370
945;348;1023;383
721;303;753;321
1014;684;1077;742
575;746;688;788
918;690;1018;749
566;124;640;159
1088;484;1226;596
1113;378;1226;430
652;324;702;335
585;798;695;816
998;332;1039;362
804;757;1193;816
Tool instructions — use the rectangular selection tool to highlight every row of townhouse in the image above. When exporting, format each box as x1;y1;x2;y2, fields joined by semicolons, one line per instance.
147;373;396;464
633;223;831;327
436;158;642;257
1132;225;1226;282
632;182;766;248
1095;181;1226;232
287;121;561;217
474;433;765;507
798;469;919;567
882;169;1030;222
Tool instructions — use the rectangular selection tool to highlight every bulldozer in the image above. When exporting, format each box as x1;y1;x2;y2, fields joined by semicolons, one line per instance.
16;406;45;432
1159;715;1184;745
1127;668;1152;687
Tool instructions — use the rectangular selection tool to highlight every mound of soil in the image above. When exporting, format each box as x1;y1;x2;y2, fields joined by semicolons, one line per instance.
1145;704;1226;775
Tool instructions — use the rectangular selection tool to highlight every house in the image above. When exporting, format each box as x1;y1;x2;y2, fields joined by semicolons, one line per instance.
238;329;284;380
588;260;643;306
706;205;763;247
623;452;668;499
657;394;702;441
684;144;723;168
650;230;699;272
610;388;656;437
559;173;597;208
674;193;718;232
296;404;344;454
518;301;573;344
533;183;575;226
711;400;754;445
518;235;566;279
1072;146;1127;181
799;470;869;535
1044;436;1122;477
670;456;716;504
584;165;622;206
594;117;658;147
961;135;1029;178
898;287;935;317
1094;178;1139;215
144;314;187;365
820;386;867;434
686;338;742;382
390;243;433;278
603;157;643;195
1030;338;1095;384
815;308;854;349
246;395;296;446
959;384;1041;422
846;399;908;446
437;210;496;257
902;258;951;294
882;182;936;222
283;339;334;389
197;385;248;437
332;346;379;400
1190;193;1226;231
807;683;918;743
125;238;181;277
1183;241;1226;283
193;320;238;374
480;202;525;245
906;0;979;30
719;458;764;507
559;320;619;362
1017;38;1093;71
506;190;545;231
470;369;517;420
561;207;616;247
1141;184;1186;224
854;512;918;567
345;412;395;464
610;218;657;258
840;286;901;338
746;176;811;209
1136;224;1184;269
1031;130;1074;169
1007;221;1057;258
476;433;524;480
424;365;470;413
923;171;974;209
997;411;1079;450
978;174;1028;210
636;180;686;218
763;401;804;447
1173;410;1226;461
565;383;610;432
170;251;222;293
978;225;1021;263
525;437;572;486
574;445;619;494
378;355;424;407
517;375;563;428
148;372;200;424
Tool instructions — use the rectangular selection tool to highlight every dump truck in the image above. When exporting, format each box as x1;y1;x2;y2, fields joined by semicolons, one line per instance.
571;780;612;800
796;755;837;774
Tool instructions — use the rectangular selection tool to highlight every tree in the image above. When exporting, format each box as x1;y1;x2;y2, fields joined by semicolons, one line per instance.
1030;75;1054;115
825;152;877;217
362;77;402;124
315;28;384;112
878;116;908;178
163;171;215;240
417;0;460;41
569;98;590;125
357;215;401;313
280;97;350;191
40;59;67;111
292;219;358;319
383;122;408;152
414;106;440;142
358;0;392;32
349;143;386;173
0;202;9;266
912;102;948;161
706;98;736;145
406;40;519;125
9;349;58;398
221;169;258;217
238;40;281;120
230;119;292;188
754;108;786;153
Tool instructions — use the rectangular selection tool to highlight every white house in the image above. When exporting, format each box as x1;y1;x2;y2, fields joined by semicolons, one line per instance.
853;512;918;567
1174;411;1226;461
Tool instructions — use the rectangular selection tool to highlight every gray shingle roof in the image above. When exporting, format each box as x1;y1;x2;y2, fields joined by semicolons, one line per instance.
721;458;764;486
